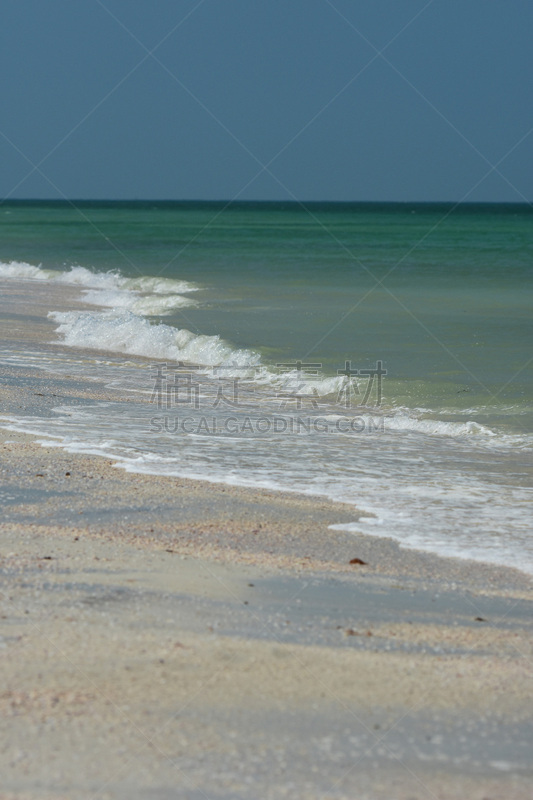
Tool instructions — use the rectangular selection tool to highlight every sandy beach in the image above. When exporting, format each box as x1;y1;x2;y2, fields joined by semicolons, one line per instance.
1;281;532;799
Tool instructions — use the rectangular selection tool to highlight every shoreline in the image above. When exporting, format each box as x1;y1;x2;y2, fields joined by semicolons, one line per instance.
1;279;532;798
1;424;531;593
0;276;531;582
1;428;533;799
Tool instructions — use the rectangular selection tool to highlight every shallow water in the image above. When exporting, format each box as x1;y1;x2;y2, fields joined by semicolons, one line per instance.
1;201;532;572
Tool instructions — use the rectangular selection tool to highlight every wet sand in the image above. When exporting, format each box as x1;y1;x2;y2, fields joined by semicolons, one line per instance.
0;281;532;799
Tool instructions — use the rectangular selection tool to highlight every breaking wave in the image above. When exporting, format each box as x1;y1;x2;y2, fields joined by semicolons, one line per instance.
0;260;198;315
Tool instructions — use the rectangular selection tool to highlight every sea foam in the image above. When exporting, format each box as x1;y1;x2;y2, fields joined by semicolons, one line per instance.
48;308;357;394
48;309;262;369
0;261;198;315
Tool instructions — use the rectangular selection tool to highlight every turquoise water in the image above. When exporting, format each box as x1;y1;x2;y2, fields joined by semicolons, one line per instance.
1;201;532;572
2;200;531;429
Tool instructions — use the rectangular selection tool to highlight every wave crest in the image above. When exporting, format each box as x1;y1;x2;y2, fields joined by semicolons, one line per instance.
48;309;262;369
0;261;198;315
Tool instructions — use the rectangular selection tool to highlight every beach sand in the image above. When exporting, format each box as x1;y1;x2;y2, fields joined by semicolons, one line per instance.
0;281;532;799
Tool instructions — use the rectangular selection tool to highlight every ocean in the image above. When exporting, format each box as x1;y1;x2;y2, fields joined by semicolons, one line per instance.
1;200;532;573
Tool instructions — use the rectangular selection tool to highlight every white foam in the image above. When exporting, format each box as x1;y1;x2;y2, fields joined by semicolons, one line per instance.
0;261;199;316
250;369;347;399
1;391;533;575
379;410;533;449
0;260;57;280
49;309;262;368
383;412;496;438
124;275;197;295
80;288;196;316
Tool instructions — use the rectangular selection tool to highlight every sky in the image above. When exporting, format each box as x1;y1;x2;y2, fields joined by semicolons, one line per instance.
2;0;532;202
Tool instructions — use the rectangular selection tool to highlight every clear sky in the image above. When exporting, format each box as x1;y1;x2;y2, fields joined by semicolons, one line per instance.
2;0;532;202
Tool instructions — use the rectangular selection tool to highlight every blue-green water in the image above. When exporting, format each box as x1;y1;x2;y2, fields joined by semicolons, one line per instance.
2;200;531;428
1;201;532;572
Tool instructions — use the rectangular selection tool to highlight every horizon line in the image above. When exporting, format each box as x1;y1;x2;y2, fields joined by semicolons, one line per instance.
2;198;531;206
